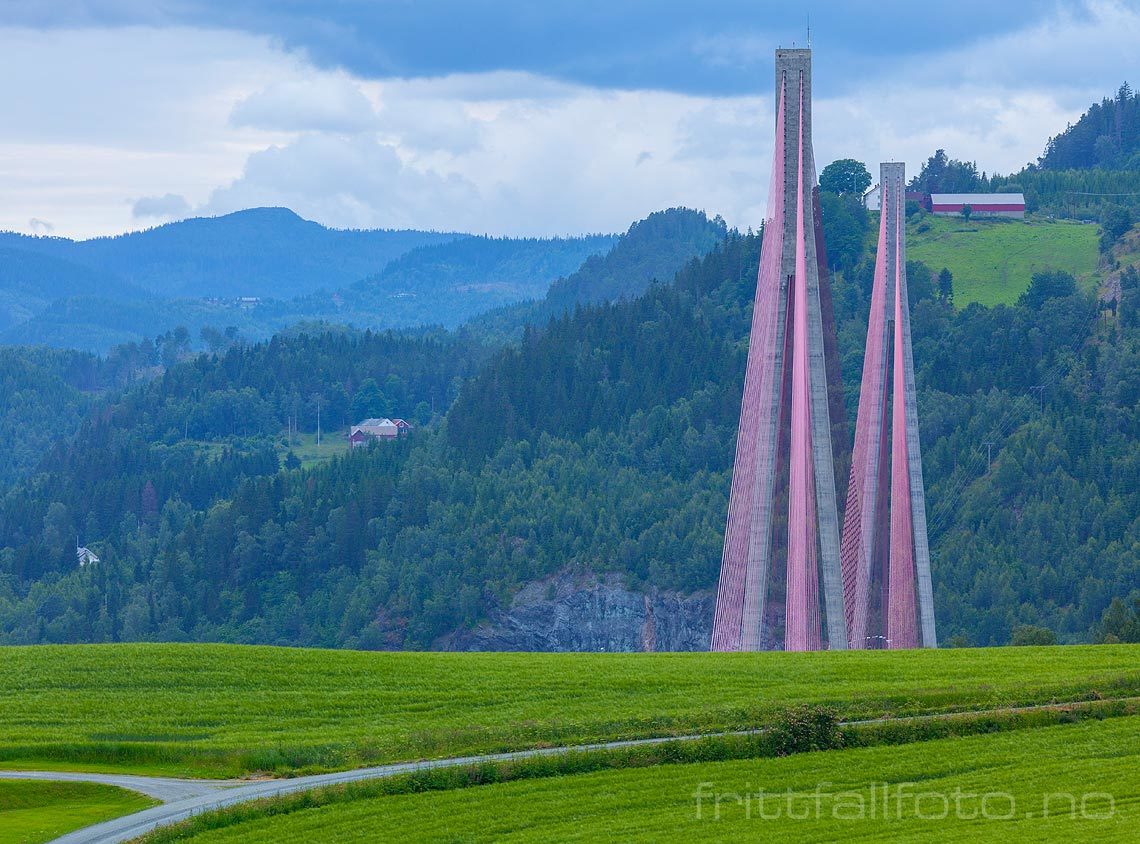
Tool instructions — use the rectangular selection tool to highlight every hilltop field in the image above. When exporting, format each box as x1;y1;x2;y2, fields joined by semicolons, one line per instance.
907;215;1100;307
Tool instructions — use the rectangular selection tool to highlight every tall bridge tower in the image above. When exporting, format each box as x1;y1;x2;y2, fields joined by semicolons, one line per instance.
840;162;937;649
710;49;848;652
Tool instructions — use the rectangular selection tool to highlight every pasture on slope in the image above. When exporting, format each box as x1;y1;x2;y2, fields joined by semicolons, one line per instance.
907;216;1099;307
158;715;1140;843
1;644;1138;777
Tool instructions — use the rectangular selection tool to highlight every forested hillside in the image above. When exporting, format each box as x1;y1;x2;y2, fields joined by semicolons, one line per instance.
308;231;618;329
1012;83;1140;219
0;329;492;640
543;209;726;311
1;218;1137;648
1039;83;1140;171
0;250;147;333
464;208;726;343
0;296;233;353
0;346;149;485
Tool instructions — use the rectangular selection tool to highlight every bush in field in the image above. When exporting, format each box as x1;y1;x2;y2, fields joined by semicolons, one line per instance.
1011;624;1058;646
767;706;843;756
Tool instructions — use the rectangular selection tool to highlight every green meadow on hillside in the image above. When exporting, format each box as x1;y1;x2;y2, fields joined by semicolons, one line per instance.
0;644;1138;777
159;715;1139;843
277;430;352;469
907;216;1099;307
182;430;352;472
0;780;155;844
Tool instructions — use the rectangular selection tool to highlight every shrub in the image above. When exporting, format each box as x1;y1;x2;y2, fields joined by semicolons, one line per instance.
767;705;843;756
1010;624;1057;646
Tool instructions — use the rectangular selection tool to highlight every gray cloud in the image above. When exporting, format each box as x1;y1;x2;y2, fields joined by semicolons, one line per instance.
1;0;1065;96
132;193;191;220
28;218;54;234
675;99;765;162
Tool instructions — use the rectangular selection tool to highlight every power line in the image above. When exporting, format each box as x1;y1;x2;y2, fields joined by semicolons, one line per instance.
1063;191;1140;197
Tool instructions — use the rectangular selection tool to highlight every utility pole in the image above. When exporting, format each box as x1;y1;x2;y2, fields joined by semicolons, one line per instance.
311;392;324;451
983;441;996;472
1030;385;1046;415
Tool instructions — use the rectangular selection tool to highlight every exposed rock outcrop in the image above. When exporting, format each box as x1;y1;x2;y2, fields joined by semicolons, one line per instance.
437;570;713;652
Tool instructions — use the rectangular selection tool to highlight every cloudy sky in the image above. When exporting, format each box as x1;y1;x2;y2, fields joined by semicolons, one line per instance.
0;1;1136;239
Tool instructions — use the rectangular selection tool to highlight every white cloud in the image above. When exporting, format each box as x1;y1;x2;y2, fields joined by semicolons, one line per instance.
231;76;380;133
0;26;289;150
813;85;1078;182
0;26;301;237
199;133;480;231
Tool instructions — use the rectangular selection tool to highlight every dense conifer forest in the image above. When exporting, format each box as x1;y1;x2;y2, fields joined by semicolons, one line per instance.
1038;84;1140;171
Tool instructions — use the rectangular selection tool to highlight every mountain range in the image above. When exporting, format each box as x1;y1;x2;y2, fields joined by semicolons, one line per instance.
0;208;618;351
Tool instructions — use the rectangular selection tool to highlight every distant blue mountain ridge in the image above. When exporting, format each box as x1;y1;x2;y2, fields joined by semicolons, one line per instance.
0;207;727;352
0;207;464;300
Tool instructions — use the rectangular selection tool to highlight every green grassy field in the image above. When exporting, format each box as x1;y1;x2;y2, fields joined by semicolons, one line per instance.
0;780;155;844
276;430;351;469
907;216;1100;307
162;715;1139;843
182;430;350;472
1;644;1137;777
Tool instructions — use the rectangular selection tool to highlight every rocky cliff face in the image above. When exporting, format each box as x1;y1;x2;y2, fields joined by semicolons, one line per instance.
437;570;713;652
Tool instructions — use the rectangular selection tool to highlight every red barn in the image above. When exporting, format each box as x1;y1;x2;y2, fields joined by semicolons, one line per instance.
930;193;1025;219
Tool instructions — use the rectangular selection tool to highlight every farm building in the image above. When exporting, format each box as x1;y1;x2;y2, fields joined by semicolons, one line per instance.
930;193;1025;218
350;418;398;447
349;417;412;447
